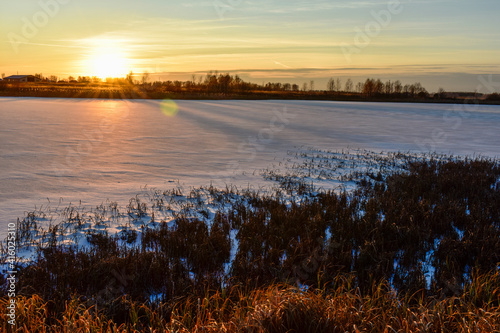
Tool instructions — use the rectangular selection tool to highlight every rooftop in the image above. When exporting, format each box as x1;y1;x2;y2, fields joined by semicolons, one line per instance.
4;75;34;79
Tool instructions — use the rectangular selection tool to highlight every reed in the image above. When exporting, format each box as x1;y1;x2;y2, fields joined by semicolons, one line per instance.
1;150;499;331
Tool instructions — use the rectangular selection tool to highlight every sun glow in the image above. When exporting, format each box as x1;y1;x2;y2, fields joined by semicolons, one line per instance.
82;39;131;79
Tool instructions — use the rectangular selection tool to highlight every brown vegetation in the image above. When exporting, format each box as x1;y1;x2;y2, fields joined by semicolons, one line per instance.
1;73;498;103
1;152;499;331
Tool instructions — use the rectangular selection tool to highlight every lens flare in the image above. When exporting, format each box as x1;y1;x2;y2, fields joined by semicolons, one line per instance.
160;99;179;117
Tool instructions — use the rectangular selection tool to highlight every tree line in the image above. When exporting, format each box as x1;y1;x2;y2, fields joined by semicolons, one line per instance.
17;71;432;95
3;71;500;101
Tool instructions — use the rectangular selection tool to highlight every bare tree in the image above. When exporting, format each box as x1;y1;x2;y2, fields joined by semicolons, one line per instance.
302;82;308;91
127;71;134;84
356;82;363;93
1;73;5;79
141;71;150;85
436;87;446;99
78;76;90;83
384;80;393;94
374;79;384;94
344;78;353;92
403;84;410;94
336;78;342;92
393;80;402;94
327;78;335;91
309;80;314;91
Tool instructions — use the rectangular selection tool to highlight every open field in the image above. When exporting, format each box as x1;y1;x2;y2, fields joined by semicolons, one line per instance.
1;98;499;238
1;98;500;331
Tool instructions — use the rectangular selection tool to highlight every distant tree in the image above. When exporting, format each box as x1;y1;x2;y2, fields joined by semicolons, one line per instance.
77;76;91;83
35;73;43;80
436;87;446;99
393;80;402;94
363;78;375;96
292;84;299;91
126;71;134;84
204;72;219;92
412;82;428;98
362;78;383;95
49;75;58;82
283;83;291;91
409;84;417;96
233;75;242;87
1;73;5;79
141;71;150;85
486;93;500;101
91;76;100;83
184;79;194;90
413;82;426;95
302;82;308;91
327;78;335;92
403;84;411;94
309;80;314;91
218;73;232;93
356;82;363;93
374;79;384;94
336;78;342;92
384;80;393;94
344;78;353;92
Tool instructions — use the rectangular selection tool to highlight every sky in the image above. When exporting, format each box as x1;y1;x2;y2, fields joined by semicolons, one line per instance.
1;0;500;92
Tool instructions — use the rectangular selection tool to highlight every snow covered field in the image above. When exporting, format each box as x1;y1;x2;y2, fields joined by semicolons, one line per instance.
1;97;499;238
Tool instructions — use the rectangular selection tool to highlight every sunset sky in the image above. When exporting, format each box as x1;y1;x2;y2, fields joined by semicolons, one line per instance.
1;0;499;92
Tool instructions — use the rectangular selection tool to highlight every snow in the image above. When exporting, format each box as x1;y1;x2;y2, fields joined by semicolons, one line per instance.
1;97;499;241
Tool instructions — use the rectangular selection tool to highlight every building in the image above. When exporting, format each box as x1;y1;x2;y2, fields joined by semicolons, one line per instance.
3;75;41;83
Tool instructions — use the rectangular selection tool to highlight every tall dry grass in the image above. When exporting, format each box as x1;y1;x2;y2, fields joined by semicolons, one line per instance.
2;152;499;331
2;272;499;332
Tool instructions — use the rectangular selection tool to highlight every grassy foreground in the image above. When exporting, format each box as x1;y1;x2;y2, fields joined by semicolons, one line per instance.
1;151;499;331
1;273;500;332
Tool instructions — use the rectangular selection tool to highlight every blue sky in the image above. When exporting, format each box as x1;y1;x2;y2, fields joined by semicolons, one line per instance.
1;0;499;91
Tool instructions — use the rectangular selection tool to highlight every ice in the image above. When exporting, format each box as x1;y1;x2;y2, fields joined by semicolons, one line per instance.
1;98;500;238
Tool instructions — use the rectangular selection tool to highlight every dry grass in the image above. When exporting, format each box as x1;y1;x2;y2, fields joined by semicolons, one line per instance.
2;152;499;331
1;274;499;332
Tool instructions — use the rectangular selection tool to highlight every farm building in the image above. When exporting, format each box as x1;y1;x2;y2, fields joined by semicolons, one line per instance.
3;75;41;82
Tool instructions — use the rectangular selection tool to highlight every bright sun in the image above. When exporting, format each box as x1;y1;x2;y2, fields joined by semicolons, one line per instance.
82;40;130;79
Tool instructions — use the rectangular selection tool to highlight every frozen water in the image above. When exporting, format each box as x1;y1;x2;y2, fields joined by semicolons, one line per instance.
1;97;499;238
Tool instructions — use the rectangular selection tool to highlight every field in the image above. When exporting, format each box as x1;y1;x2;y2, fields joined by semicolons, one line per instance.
1;99;500;331
2;98;499;235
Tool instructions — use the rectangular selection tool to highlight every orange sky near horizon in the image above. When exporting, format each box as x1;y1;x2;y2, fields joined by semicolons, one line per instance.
1;0;499;92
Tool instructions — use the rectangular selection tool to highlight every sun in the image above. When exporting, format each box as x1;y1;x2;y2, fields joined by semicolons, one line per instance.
87;52;128;78
82;40;131;79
